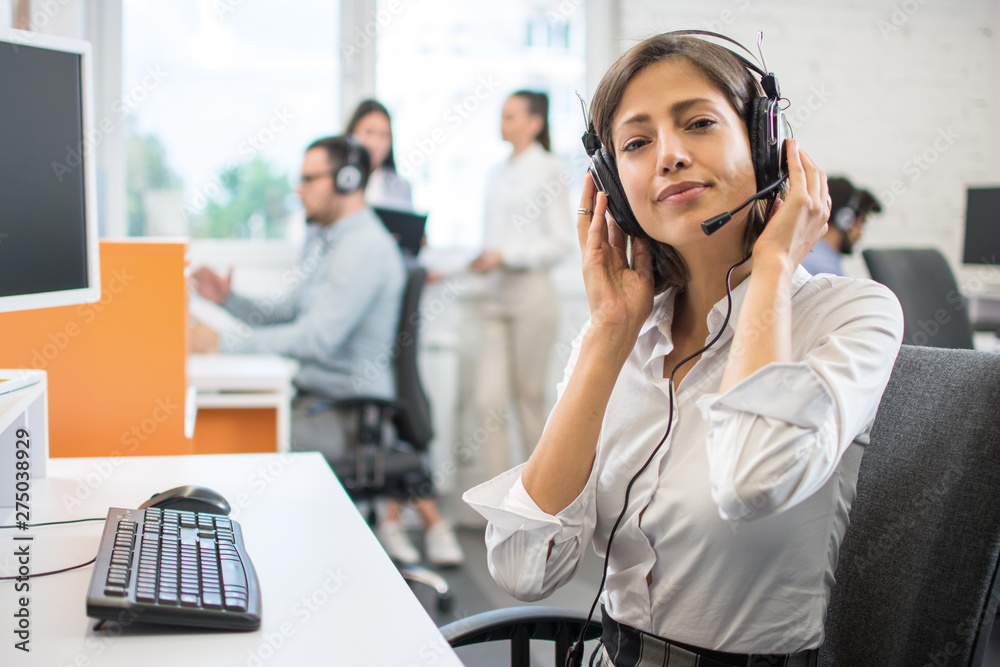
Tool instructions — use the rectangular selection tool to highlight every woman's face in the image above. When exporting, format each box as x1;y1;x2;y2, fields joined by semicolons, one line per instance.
500;95;539;148
352;111;392;169
611;58;757;248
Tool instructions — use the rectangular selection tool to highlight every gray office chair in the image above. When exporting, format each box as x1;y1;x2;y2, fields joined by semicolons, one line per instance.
862;248;975;349
441;345;1000;666
320;265;451;611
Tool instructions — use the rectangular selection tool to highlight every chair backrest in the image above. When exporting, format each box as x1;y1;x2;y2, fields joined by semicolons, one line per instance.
819;345;1000;666
862;248;975;349
393;265;434;450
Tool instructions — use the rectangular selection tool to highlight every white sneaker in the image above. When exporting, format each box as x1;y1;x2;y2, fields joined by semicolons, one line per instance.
425;521;464;567
376;520;420;565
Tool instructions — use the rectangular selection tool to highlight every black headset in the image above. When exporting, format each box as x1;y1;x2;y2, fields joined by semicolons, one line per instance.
832;188;863;231
581;30;790;239
334;137;365;194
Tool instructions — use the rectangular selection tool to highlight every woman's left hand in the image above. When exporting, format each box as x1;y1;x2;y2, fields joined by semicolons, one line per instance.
751;139;831;270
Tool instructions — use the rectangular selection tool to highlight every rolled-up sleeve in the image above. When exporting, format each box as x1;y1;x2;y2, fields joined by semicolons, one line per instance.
464;461;599;601
697;282;903;521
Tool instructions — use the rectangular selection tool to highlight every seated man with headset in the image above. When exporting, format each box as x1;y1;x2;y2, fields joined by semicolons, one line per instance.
801;176;882;276
190;135;464;567
190;135;405;460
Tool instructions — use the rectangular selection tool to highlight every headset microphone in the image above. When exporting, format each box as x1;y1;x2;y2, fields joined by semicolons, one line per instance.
701;176;787;235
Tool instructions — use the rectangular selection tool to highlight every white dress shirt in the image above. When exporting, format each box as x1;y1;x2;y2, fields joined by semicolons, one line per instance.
463;267;904;654
482;142;574;271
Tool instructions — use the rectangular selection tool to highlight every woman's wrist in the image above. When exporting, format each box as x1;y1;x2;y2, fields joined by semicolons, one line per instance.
580;327;635;370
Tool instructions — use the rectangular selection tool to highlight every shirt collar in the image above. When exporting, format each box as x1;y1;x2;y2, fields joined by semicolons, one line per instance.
638;264;814;346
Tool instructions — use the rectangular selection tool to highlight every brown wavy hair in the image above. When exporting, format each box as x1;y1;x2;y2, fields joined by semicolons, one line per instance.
590;33;780;293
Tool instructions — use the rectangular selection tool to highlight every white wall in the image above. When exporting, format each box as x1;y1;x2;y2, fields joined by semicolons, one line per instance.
616;0;1000;288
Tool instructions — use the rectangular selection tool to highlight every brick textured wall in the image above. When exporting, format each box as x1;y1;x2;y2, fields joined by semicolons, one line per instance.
609;0;1000;285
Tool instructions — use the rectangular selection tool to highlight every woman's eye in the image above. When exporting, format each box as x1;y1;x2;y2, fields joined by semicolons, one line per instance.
689;118;716;131
621;139;648;152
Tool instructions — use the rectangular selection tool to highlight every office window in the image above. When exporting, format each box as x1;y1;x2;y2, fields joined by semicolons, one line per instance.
374;0;587;248
123;0;339;239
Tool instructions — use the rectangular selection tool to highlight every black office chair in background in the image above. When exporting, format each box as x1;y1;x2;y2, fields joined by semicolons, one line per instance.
862;247;975;349
319;265;451;612
441;345;1000;666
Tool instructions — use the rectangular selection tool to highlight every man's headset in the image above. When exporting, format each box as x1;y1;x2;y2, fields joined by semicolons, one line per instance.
832;188;863;231
581;30;791;238
334;138;366;194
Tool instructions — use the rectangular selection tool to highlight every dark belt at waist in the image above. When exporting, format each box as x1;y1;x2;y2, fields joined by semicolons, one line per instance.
600;607;818;667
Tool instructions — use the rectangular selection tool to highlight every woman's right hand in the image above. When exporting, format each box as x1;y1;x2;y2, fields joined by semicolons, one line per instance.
577;172;654;356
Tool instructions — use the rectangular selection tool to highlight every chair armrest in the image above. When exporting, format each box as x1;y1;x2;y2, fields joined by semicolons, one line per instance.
440;605;601;648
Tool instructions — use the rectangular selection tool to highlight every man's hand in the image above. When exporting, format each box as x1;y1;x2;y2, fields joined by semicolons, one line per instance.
191;266;233;305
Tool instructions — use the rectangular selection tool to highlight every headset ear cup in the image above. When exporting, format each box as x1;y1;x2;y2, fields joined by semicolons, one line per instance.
833;206;856;232
593;147;647;239
335;164;362;194
747;97;773;191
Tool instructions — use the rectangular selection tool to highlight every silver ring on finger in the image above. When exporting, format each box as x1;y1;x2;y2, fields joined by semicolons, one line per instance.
577;208;594;216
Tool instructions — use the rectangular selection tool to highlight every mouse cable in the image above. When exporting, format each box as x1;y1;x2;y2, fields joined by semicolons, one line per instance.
569;250;756;667
0;517;106;529
0;556;98;581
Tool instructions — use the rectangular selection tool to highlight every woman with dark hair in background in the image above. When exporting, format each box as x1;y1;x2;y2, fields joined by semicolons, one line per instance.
345;98;464;568
346;99;413;210
466;89;575;490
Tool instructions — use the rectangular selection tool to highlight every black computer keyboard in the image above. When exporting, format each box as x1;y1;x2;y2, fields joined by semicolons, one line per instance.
86;507;261;631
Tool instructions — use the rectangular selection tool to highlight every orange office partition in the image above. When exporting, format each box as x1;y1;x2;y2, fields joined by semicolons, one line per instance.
0;240;191;457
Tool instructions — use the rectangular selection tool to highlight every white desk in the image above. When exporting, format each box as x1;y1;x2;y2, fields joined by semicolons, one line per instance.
0;453;462;667
188;354;299;452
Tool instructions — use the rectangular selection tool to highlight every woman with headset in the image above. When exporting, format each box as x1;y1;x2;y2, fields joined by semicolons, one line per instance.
464;32;903;667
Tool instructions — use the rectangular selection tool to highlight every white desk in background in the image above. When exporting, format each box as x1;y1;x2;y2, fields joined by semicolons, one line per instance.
188;354;299;453
0;453;462;667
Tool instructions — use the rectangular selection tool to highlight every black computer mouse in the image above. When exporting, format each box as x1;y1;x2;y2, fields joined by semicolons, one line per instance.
137;485;232;515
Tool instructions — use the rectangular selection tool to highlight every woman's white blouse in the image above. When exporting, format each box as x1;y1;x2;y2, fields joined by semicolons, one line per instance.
482;142;574;271
463;267;904;654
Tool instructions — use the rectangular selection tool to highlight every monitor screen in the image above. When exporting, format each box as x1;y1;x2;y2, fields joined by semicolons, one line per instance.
963;187;1000;266
0;30;99;312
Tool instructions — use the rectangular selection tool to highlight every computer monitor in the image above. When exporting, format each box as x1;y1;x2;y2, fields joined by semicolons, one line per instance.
0;29;100;313
962;186;1000;267
373;206;428;256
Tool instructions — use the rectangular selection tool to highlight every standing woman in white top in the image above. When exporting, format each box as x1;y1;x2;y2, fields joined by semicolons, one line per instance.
463;33;903;666
346;99;466;568
467;90;574;485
